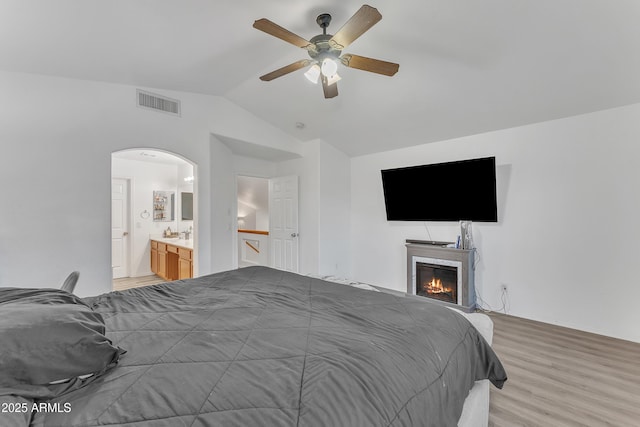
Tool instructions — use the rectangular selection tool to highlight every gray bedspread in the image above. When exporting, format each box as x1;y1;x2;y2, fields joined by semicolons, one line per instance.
29;266;506;426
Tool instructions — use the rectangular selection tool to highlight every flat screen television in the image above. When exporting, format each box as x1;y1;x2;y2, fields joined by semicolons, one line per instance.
381;156;498;222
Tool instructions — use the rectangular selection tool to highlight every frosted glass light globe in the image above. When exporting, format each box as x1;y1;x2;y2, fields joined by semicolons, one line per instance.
321;58;338;77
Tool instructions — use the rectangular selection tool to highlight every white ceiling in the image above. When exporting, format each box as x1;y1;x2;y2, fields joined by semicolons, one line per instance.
2;0;639;157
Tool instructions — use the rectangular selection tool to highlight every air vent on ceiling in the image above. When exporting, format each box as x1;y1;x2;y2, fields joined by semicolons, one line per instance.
136;89;181;116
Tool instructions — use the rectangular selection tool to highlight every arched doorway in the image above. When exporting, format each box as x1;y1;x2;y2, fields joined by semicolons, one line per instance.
111;149;197;290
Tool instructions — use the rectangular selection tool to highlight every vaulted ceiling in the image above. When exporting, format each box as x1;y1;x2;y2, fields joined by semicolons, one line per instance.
1;0;639;156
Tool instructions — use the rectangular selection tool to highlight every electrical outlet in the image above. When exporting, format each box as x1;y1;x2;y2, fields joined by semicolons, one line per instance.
500;284;508;293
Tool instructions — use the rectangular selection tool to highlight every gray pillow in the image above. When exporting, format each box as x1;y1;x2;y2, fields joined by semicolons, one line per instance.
0;288;125;391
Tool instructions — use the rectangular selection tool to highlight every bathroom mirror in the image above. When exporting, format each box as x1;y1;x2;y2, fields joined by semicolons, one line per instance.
153;191;175;222
181;192;193;221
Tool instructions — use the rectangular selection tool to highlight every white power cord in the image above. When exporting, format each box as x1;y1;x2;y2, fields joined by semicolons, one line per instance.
423;222;433;241
476;286;509;314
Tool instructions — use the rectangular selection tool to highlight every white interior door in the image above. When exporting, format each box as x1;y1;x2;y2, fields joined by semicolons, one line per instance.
112;178;130;279
269;175;299;272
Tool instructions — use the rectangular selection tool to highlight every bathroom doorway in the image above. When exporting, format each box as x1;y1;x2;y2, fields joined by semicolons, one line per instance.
111;149;197;290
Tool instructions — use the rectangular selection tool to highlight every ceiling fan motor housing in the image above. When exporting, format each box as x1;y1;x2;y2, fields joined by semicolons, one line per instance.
308;34;342;62
308;13;342;63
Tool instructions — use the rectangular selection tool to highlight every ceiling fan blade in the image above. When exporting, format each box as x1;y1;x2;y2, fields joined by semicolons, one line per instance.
340;54;399;76
322;75;338;98
253;18;315;51
259;59;312;81
328;5;382;50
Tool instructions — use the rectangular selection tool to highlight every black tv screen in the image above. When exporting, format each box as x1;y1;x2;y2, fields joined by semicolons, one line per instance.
381;157;498;222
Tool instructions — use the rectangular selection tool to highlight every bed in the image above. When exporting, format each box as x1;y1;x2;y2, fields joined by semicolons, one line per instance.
0;266;506;427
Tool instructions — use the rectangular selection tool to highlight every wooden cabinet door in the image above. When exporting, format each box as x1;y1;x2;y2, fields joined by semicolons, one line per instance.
151;248;158;274
158;251;167;280
178;248;193;279
151;240;191;281
178;258;192;280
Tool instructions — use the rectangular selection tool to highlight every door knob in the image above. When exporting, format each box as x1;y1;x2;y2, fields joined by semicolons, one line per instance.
291;233;298;238
123;232;129;236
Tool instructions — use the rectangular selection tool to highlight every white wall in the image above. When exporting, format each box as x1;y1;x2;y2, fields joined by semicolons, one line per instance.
236;174;269;231
237;203;268;231
350;103;640;343
233;155;278;179
0;72;213;296
237;201;257;230
318;141;351;277
209;136;236;273
0;70;303;296
255;210;269;231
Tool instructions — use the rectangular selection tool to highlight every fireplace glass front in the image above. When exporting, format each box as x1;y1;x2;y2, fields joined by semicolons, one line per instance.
416;262;458;304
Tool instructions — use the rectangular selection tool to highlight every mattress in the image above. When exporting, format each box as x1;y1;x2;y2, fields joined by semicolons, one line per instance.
1;266;506;426
454;311;495;427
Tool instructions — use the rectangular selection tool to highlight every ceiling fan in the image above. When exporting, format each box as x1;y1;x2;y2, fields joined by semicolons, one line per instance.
253;4;399;99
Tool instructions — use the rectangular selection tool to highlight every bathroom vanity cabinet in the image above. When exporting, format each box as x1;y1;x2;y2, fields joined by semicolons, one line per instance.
151;238;193;280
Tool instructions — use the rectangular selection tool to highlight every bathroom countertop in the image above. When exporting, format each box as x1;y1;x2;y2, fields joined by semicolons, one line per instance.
151;236;194;250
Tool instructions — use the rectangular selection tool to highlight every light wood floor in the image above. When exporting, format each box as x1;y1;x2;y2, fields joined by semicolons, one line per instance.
112;275;166;291
487;312;640;427
110;277;640;426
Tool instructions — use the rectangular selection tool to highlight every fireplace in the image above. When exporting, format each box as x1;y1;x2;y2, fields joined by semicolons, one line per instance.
415;261;459;304
406;240;476;312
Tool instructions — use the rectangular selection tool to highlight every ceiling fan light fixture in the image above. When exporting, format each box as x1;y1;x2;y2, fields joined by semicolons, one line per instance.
304;64;321;84
254;5;399;99
321;58;338;77
326;72;341;86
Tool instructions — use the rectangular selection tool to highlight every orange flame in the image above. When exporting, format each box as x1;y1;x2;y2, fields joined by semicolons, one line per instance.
426;278;452;294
